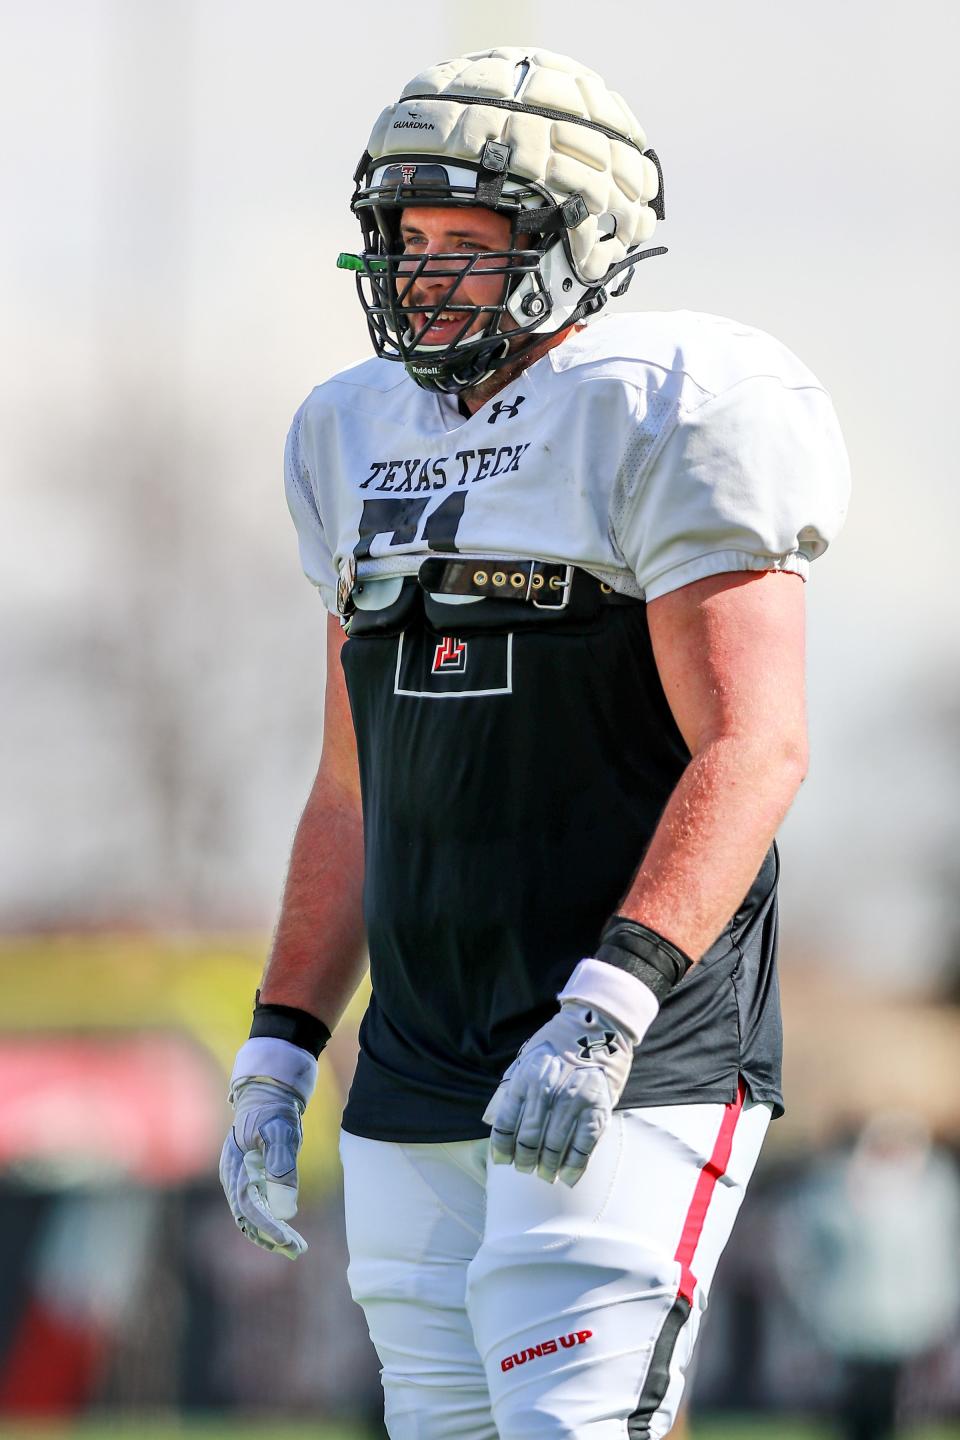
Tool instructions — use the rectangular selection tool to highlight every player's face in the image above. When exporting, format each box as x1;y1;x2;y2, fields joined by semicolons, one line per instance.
397;206;515;346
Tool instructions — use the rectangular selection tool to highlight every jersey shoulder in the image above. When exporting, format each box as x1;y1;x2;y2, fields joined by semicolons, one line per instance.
296;353;410;429
601;312;850;600
548;310;827;408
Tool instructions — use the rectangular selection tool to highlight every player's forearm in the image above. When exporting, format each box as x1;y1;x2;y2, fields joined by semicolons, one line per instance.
258;767;367;1030
618;730;806;962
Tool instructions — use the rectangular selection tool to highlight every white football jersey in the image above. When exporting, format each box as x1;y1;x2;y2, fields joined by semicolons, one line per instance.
284;310;850;612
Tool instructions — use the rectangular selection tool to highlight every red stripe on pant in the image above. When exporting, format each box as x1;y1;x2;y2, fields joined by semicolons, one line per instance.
674;1077;746;1305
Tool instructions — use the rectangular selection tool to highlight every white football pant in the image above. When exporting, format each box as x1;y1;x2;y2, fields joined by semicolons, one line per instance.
341;1082;770;1440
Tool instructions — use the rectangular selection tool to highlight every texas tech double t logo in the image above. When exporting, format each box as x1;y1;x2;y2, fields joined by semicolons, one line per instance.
432;636;467;674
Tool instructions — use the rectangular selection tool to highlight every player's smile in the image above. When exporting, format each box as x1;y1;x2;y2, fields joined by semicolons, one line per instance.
412;307;470;345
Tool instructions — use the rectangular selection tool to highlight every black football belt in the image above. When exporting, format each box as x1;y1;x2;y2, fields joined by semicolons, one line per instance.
418;557;633;610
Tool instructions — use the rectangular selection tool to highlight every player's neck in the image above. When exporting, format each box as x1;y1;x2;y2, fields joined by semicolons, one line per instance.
458;325;579;416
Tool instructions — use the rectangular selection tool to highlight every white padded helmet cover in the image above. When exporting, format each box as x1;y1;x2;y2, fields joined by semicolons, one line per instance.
364;48;660;284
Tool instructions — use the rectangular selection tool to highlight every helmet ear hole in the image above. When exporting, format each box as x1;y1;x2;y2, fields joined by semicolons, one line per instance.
520;292;551;320
597;213;618;241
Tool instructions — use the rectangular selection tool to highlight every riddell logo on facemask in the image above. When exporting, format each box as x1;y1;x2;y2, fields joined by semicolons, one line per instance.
500;1330;593;1372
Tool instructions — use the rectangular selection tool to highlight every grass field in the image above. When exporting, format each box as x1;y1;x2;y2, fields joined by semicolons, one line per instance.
0;1420;957;1440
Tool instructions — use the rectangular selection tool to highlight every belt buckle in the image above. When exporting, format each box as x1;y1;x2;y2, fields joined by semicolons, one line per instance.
532;563;574;610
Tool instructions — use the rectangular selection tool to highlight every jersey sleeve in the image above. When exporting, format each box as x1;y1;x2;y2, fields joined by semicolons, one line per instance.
283;402;339;613
612;378;850;601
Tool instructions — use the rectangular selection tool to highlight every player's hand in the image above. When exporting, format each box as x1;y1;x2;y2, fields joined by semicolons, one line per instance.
482;955;662;1187
482;1000;636;1187
219;1077;308;1260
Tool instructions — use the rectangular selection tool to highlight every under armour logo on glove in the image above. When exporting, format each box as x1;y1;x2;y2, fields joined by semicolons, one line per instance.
577;1030;619;1060
482;997;641;1186
488;395;526;423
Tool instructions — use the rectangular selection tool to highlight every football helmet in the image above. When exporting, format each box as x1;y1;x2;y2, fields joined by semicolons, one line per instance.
341;48;665;393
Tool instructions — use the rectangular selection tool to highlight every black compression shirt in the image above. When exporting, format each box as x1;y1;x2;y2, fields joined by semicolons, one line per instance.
339;576;783;1142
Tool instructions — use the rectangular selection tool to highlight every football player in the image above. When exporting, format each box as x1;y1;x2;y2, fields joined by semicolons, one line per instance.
220;48;849;1439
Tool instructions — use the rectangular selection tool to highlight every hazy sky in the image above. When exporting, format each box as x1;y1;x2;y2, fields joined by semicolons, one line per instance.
3;0;958;983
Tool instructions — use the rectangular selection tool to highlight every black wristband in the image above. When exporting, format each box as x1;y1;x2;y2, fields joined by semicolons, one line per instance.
595;917;693;1003
249;991;331;1058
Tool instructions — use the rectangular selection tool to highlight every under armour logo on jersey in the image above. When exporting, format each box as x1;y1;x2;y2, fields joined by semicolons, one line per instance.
488;395;526;424
577;1031;618;1060
432;636;467;674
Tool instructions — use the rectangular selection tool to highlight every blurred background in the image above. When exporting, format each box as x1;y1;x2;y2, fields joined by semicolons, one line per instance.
2;0;959;1436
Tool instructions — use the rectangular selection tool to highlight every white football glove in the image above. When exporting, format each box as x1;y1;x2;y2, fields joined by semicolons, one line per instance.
482;957;660;1187
219;1037;318;1260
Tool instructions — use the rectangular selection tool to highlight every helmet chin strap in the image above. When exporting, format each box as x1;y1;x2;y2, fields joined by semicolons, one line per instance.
408;320;581;399
405;332;511;394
